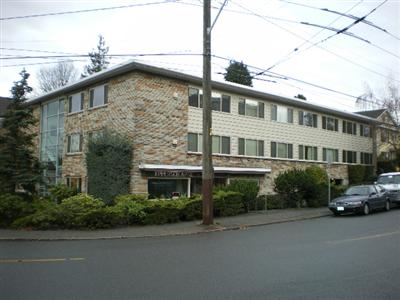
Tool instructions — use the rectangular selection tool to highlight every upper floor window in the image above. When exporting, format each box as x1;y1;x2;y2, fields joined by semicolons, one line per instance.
67;133;82;153
299;145;318;161
343;120;357;135
188;133;230;154
271;142;293;159
343;150;357;163
323;148;338;163
238;138;264;156
212;135;230;154
89;84;108;108
271;104;293;123
299;111;317;128
188;87;203;108
212;92;230;113
360;124;372;137
68;92;84;113
322;116;338;131
239;99;264;118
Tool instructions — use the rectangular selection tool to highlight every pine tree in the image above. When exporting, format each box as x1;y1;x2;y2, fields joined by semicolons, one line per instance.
82;35;110;77
224;60;253;87
0;69;41;194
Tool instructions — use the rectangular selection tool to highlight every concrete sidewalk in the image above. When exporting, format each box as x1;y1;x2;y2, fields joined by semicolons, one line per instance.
0;207;332;241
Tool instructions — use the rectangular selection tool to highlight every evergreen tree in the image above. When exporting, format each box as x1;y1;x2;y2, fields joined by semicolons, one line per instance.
0;69;41;194
82;35;110;77
224;60;253;87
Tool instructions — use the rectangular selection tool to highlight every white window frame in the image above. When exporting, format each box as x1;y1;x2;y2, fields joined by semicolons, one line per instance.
271;104;293;123
68;92;84;113
238;138;264;157
239;98;264;118
89;84;108;108
67;133;82;153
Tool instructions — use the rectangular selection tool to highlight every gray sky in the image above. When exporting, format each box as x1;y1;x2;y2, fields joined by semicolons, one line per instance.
1;0;399;111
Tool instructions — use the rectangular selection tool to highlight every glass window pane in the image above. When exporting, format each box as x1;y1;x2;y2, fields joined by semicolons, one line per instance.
238;138;245;155
258;140;264;156
211;93;221;111
47;101;58;116
246;139;257;156
246;100;258;117
271;105;277;121
188;88;199;107
188;133;198;152
222;95;230;113
222;136;230;154
212;136;220;153
277;143;287;158
238;99;245;115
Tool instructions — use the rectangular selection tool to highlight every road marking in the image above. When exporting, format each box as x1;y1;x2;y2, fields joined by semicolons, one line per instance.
0;257;85;264
326;230;400;245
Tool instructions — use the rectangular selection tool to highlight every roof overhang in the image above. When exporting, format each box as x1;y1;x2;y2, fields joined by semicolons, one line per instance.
139;164;271;175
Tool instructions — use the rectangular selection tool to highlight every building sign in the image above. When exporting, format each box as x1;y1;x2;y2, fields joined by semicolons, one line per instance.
154;170;190;177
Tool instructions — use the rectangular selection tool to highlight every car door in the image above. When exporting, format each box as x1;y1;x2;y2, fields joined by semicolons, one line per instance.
375;185;387;208
368;186;381;210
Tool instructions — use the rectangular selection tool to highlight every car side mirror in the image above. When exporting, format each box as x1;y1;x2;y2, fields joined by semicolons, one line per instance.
369;192;377;197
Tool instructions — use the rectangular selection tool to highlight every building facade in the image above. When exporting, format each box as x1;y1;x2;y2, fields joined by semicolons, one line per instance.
29;61;378;197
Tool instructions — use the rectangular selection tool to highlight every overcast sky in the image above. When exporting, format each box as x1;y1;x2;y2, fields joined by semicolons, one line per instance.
1;0;399;112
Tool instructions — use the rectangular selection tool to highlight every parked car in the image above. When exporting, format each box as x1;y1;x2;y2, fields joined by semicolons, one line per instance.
328;184;390;216
376;172;400;206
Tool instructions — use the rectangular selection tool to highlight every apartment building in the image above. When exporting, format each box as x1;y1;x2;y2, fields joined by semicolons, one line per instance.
28;60;378;197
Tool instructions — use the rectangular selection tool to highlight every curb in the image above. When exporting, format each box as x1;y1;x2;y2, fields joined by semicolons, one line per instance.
0;211;332;241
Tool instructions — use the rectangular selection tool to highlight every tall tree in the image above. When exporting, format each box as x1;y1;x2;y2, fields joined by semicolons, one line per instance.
82;35;110;77
356;77;400;125
0;69;41;194
224;60;253;87
37;60;78;93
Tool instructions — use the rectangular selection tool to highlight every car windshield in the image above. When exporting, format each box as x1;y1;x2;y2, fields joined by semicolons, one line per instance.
345;186;370;196
377;175;400;184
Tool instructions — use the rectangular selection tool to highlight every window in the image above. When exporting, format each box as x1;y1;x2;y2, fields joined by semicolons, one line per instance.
238;138;264;156
67;133;82;153
188;133;202;152
68;92;84;113
299;111;317;127
212;135;230;154
323;148;338;163
360;124;372;137
66;177;82;193
271;142;293;159
343;150;357;163
211;92;231;112
360;152;372;165
188;133;230;154
88;130;104;142
299;145;318;161
238;99;264;118
343;120;357;135
89;84;108;108
271;105;293;123
322;116;338;131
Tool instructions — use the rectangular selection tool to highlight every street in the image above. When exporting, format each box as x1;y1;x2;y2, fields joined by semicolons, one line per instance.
1;209;399;299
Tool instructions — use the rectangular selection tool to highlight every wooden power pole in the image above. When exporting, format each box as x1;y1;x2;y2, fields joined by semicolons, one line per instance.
202;0;213;225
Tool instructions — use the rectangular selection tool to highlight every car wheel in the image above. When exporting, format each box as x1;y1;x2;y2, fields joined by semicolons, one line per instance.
385;200;391;211
363;203;370;215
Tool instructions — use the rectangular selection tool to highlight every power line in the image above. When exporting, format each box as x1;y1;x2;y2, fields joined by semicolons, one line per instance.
0;0;180;21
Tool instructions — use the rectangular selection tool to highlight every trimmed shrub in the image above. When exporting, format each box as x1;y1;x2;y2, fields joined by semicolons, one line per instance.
255;194;286;210
0;194;32;227
213;190;245;217
348;165;375;184
111;196;147;225
142;199;185;225
12;199;60;230
58;194;105;229
218;180;259;212
48;183;78;203
180;198;202;221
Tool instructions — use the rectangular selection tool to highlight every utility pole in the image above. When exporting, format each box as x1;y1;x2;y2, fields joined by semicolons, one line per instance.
202;0;213;225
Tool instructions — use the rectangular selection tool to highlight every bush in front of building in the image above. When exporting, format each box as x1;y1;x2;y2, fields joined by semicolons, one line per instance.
274;167;328;208
86;129;133;205
213;190;245;217
0;194;33;227
48;183;78;204
348;165;375;184
219;180;259;212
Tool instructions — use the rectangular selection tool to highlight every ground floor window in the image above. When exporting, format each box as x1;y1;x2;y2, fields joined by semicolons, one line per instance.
66;177;82;193
148;179;188;199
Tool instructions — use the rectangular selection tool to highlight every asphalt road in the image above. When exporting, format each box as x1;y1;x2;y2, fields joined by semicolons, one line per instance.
1;209;399;300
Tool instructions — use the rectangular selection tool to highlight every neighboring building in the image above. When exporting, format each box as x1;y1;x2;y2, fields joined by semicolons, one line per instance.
357;109;399;171
28;60;378;197
0;97;12;128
